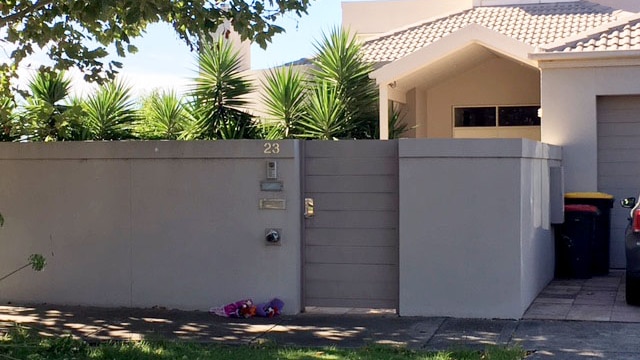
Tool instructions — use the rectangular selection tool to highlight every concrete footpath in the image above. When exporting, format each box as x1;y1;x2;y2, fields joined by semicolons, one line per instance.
1;304;640;359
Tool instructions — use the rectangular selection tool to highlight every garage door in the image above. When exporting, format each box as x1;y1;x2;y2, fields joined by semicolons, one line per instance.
597;96;640;269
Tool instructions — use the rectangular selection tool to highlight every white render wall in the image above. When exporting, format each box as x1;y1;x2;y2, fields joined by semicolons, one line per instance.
342;0;473;40
398;139;560;318
0;141;302;313
519;145;560;310
539;62;640;192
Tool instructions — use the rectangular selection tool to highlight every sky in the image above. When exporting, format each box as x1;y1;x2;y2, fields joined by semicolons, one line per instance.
14;0;344;98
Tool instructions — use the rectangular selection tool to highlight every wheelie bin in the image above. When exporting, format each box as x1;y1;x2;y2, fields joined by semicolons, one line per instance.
564;192;615;275
555;204;598;279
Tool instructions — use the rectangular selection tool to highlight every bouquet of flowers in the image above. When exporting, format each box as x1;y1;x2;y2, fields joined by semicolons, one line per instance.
210;298;284;318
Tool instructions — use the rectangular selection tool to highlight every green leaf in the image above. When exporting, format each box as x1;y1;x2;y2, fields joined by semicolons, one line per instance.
0;212;4;227
1;0;312;104
114;40;125;57
28;254;46;272
125;7;142;24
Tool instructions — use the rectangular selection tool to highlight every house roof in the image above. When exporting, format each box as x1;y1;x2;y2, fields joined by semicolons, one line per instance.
544;17;640;52
360;1;626;63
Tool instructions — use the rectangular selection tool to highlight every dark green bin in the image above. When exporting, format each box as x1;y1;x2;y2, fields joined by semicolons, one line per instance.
556;204;598;279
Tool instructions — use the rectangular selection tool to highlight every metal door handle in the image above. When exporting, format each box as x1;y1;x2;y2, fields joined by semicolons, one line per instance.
304;198;314;218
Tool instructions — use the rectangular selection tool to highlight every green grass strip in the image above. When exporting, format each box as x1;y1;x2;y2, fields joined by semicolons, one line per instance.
1;325;526;360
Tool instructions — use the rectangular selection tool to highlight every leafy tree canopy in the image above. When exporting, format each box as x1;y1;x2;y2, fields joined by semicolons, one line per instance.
0;0;312;97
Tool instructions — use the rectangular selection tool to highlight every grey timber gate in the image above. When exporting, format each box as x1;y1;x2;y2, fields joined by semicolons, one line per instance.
302;140;399;309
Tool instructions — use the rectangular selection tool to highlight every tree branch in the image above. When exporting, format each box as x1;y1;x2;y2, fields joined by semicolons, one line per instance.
0;0;56;28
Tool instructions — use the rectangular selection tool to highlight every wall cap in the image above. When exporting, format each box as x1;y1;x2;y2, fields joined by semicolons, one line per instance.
399;138;562;160
0;140;299;160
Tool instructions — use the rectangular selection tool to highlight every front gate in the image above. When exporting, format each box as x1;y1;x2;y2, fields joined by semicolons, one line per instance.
302;141;399;309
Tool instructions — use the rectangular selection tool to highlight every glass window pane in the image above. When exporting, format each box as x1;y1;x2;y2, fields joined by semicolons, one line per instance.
498;106;540;126
454;107;496;127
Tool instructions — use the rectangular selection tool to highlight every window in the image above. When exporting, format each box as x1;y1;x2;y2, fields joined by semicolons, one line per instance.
498;106;540;126
454;107;495;127
454;106;540;127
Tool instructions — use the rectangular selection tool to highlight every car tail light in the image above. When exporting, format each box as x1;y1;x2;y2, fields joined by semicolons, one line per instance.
634;209;640;233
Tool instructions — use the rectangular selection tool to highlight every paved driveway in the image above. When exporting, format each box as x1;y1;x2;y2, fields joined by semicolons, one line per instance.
523;270;640;322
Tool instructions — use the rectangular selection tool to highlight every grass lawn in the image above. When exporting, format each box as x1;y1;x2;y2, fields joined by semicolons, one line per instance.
0;325;527;360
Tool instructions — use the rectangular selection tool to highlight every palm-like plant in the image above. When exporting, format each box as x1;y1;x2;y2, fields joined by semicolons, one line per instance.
15;71;84;141
298;81;350;140
81;80;136;140
257;28;379;140
260;66;307;139
190;36;256;139
310;28;378;139
29;71;70;107
135;90;192;140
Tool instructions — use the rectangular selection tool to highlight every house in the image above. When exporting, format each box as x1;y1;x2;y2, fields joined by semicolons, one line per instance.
1;1;633;319
344;0;640;268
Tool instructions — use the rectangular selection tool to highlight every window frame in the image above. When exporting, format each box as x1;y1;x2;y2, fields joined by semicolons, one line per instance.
453;105;540;128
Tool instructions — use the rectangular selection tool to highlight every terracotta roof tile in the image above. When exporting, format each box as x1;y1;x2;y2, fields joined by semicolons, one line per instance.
361;1;622;63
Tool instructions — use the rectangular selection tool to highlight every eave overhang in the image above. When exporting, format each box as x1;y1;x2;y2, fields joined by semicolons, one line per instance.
369;24;538;88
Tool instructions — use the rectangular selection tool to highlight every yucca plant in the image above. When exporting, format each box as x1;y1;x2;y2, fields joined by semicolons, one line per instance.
13;71;84;141
310;27;378;139
29;70;70;106
190;36;256;139
297;81;350;140
260;66;307;139
81;80;137;140
135;90;192;140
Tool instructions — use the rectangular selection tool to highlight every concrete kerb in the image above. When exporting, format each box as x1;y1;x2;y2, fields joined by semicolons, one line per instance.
3;304;640;358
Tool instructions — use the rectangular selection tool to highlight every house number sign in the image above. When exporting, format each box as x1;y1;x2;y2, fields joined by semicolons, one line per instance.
263;142;280;154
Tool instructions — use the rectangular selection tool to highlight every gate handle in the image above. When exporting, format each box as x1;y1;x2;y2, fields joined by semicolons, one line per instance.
304;198;314;218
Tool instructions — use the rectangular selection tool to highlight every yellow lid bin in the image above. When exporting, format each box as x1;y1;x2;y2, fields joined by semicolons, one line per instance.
565;192;614;200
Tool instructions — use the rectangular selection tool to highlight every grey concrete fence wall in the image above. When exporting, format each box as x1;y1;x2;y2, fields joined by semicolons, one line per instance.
0;139;562;319
398;139;562;318
0;141;302;313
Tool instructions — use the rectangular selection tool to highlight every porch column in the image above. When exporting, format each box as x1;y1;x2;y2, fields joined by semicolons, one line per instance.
379;86;389;140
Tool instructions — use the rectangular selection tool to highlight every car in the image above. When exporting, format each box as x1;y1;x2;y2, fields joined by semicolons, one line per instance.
621;196;640;305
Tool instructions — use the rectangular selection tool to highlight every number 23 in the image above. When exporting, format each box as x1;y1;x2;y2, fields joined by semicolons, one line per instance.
263;143;280;154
